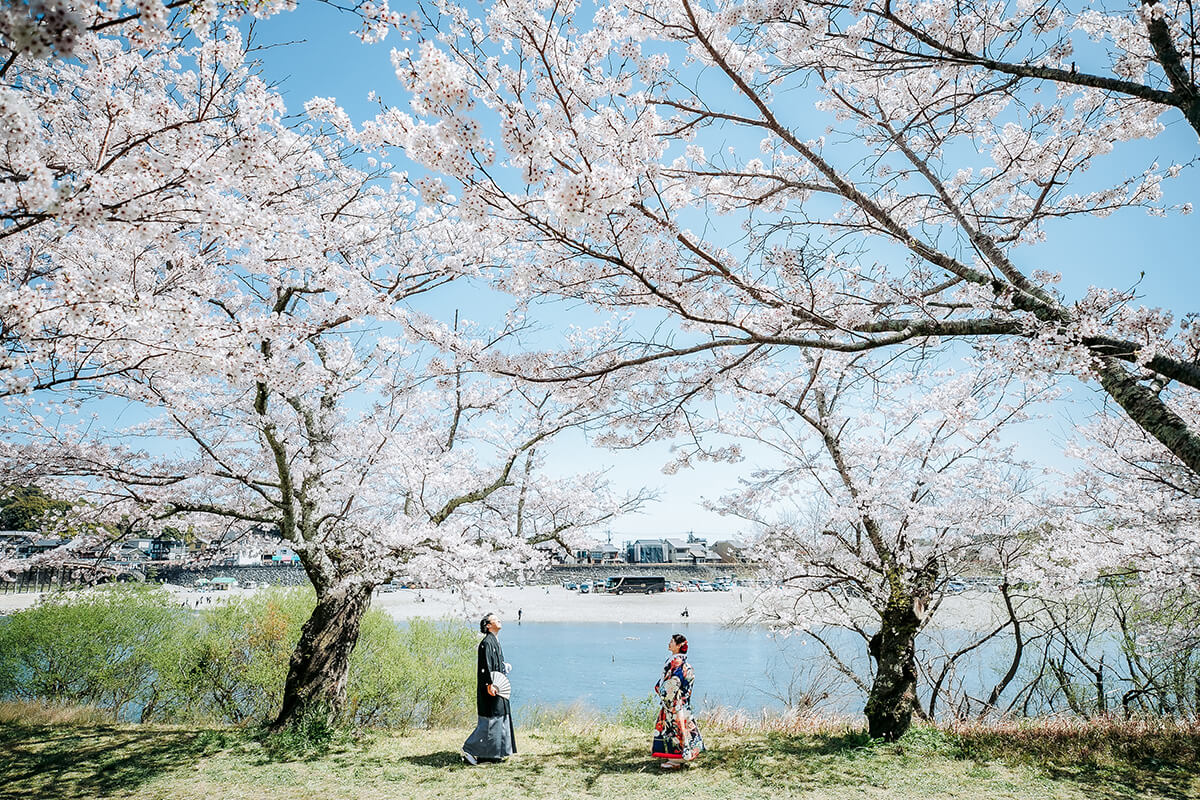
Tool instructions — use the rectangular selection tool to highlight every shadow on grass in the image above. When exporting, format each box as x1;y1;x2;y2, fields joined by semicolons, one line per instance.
402;750;467;769
0;723;236;800
538;737;674;791
953;726;1200;800
689;729;881;790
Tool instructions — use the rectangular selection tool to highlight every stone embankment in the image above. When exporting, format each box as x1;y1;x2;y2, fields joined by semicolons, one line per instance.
151;564;310;587
151;562;751;587
543;563;748;584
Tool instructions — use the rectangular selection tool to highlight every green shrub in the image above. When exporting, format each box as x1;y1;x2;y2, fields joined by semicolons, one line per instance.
0;585;475;729
159;587;310;724
615;693;658;729
347;616;476;729
0;585;182;721
261;700;349;757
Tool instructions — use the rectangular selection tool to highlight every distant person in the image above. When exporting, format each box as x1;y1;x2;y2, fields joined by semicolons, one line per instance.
681;607;689;618
462;613;515;765
517;608;522;624
652;633;704;769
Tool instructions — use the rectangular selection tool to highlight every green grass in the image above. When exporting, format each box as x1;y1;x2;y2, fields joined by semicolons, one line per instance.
1;708;1197;800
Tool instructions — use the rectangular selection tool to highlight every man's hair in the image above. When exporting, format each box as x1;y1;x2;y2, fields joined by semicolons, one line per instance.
480;613;497;634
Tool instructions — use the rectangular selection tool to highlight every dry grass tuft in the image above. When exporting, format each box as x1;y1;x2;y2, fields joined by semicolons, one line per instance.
698;705;860;736
949;714;1200;767
0;700;115;727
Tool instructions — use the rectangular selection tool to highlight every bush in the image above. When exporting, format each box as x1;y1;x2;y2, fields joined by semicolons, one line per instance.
0;585;181;721
0;585;475;728
615;693;658;729
158;588;312;724
347;616;476;729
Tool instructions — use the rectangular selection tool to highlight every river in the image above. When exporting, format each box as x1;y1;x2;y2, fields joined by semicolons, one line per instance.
480;621;1037;715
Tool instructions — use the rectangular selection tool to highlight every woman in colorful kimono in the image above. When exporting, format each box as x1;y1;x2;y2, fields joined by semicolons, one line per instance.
652;633;704;768
461;613;515;765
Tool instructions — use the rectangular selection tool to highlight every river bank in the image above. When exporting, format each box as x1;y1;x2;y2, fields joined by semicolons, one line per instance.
1;583;1008;631
371;585;1010;630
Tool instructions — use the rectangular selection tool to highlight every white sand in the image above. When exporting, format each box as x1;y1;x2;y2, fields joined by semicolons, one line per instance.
0;584;1007;631
372;585;1007;631
373;585;752;625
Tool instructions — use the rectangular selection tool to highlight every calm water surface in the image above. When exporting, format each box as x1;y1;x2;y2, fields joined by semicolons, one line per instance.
487;621;868;713
464;621;1086;715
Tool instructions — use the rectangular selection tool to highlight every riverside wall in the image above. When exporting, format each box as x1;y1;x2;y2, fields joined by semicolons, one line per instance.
151;564;310;587
544;563;749;583
151;562;752;587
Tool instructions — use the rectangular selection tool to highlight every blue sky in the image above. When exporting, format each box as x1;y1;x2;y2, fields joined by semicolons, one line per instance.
236;4;1199;542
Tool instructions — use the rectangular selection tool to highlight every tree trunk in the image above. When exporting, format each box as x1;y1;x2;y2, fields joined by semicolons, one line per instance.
271;579;374;731
1093;356;1200;477
865;586;927;740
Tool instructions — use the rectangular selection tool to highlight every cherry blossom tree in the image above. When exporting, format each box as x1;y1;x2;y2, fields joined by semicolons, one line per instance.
0;0;416;398
374;0;1198;478
0;0;406;77
702;355;1046;737
1046;402;1200;586
371;5;1200;736
0;20;640;729
1;21;298;397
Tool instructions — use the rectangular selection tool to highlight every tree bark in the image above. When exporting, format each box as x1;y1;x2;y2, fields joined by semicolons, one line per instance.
271;579;374;730
1093;356;1200;476
865;584;929;740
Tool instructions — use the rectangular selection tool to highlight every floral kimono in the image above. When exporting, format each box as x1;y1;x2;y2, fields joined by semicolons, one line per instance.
652;653;705;761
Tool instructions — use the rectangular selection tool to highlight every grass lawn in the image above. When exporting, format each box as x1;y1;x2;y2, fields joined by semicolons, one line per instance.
1;713;1197;800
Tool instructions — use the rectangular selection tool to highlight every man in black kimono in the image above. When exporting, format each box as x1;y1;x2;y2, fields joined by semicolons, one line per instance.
462;612;516;765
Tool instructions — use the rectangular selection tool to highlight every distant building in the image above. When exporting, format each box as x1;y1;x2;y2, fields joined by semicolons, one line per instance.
18;537;69;557
626;539;667;564
264;547;300;565
196;525;285;566
116;543;150;562
148;535;186;562
572;544;622;564
0;530;35;557
625;536;730;564
711;540;746;563
627;538;695;564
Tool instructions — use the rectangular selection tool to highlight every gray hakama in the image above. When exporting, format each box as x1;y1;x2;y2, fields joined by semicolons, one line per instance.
463;714;515;759
463;631;516;761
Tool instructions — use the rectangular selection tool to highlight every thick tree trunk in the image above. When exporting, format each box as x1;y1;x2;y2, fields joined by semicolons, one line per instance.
1093;356;1200;477
271;579;374;731
865;587;928;740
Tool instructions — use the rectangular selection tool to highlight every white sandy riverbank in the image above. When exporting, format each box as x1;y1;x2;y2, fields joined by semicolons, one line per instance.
373;586;1007;631
0;584;1008;631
